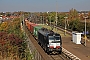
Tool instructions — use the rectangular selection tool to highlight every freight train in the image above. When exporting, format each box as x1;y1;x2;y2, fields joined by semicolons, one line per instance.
24;19;62;54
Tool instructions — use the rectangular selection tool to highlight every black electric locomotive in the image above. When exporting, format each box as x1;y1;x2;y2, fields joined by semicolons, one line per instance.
38;28;62;54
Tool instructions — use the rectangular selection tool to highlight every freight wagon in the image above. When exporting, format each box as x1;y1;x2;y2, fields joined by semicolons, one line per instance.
27;22;33;30
30;24;37;34
33;25;42;39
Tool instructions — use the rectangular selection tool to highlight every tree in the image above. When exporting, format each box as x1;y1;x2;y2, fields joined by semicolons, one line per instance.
69;8;78;20
69;19;80;31
0;22;8;31
88;11;90;19
57;13;66;26
0;17;28;59
6;12;11;17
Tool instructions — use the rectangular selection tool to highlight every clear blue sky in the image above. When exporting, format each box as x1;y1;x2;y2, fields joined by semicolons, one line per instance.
0;0;90;12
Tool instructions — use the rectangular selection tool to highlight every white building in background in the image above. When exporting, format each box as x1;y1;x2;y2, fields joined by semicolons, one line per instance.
0;17;2;19
0;16;2;19
0;15;3;23
0;15;3;19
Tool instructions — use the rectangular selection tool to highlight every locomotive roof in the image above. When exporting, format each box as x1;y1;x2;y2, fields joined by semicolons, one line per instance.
38;28;60;37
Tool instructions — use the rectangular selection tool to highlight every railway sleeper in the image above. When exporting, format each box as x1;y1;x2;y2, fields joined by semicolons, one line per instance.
62;47;81;60
63;51;81;60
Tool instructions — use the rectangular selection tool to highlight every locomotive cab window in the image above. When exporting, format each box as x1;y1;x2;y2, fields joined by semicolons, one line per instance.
49;36;55;40
49;36;61;43
54;36;61;43
55;36;60;40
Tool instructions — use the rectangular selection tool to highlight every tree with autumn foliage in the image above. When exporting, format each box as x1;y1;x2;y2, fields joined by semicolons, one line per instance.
0;17;32;60
69;8;78;20
0;22;9;31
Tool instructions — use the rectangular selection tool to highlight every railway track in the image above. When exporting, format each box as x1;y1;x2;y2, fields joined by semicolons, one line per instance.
62;47;81;60
49;54;67;60
48;48;81;60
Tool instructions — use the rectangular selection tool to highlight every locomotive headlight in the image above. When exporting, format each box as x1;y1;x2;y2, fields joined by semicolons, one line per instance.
47;45;49;47
53;35;55;36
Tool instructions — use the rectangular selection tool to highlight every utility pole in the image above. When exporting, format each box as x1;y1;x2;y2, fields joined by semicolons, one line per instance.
47;11;52;30
50;16;51;29
64;17;68;36
55;0;58;33
23;14;26;36
40;16;42;24
43;13;44;25
83;16;88;46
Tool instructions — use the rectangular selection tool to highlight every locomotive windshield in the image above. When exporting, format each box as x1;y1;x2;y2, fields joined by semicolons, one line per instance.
49;36;60;43
55;36;60;40
49;36;54;40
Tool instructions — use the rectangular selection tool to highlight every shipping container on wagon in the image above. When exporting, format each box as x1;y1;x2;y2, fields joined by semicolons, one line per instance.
25;19;29;27
27;22;33;30
33;25;42;38
30;24;38;34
